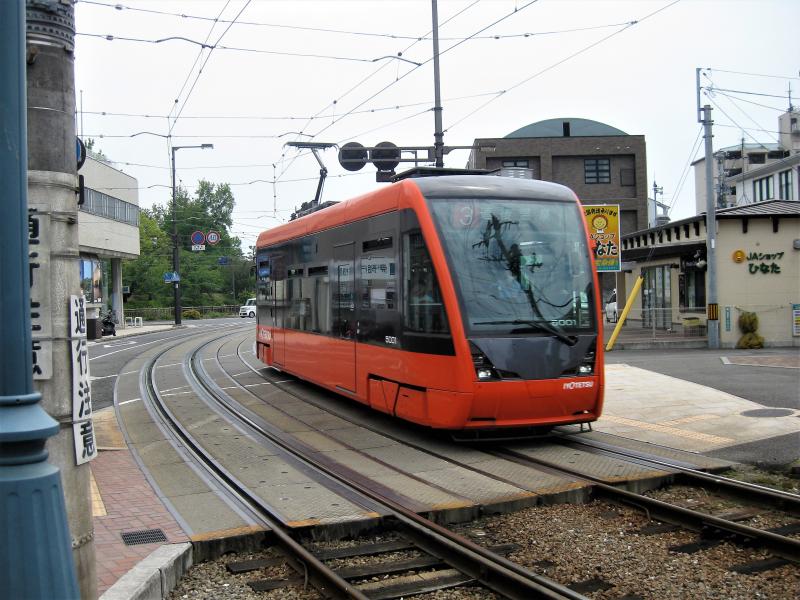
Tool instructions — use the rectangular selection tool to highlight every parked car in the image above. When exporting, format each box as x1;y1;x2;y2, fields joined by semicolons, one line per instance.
239;297;256;318
605;290;618;323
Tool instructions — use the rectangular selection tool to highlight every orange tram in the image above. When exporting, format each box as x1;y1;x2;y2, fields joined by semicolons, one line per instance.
254;174;604;435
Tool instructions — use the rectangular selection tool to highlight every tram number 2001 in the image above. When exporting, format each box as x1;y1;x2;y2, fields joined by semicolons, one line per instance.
385;336;398;345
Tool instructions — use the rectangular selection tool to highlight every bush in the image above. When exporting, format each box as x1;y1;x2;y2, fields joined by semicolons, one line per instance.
182;309;202;320
736;311;763;349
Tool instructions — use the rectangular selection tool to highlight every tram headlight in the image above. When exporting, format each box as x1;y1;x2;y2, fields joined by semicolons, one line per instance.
577;364;593;376
477;368;494;381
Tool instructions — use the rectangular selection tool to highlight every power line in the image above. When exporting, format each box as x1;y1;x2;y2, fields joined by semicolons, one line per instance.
169;1;252;135
705;67;800;81
711;90;786;113
78;0;638;42
78;90;499;122
704;92;772;151
666;125;704;215
75;31;419;64
445;0;679;133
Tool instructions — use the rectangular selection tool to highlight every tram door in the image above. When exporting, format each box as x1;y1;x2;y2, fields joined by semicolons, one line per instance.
333;242;356;392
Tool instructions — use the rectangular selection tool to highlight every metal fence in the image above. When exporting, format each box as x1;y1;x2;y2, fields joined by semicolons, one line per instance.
606;307;707;337
123;305;240;321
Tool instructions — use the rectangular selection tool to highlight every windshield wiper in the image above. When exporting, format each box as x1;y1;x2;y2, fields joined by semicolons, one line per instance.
473;319;578;346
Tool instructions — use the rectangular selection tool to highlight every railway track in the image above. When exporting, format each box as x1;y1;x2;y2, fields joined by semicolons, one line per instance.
217;330;800;589
142;329;585;599
128;328;799;598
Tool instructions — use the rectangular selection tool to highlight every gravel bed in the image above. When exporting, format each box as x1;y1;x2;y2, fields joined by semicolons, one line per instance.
450;500;800;599
644;484;800;533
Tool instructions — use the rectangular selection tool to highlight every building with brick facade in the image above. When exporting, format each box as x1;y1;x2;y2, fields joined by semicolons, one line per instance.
467;117;649;235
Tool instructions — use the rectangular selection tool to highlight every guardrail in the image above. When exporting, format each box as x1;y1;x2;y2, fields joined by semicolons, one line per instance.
123;305;240;321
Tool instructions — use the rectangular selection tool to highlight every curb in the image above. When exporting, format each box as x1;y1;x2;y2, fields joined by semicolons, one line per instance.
99;543;192;600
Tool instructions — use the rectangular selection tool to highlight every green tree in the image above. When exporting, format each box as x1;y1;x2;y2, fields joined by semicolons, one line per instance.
129;180;250;308
122;211;172;307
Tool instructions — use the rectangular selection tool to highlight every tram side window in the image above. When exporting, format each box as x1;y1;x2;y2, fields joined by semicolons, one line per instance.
306;265;331;334
287;268;307;330
403;232;449;334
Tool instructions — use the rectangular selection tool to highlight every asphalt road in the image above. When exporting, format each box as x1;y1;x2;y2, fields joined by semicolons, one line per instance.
88;318;250;411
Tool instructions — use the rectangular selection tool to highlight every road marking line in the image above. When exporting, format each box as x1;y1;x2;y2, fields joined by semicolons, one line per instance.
118;398;141;405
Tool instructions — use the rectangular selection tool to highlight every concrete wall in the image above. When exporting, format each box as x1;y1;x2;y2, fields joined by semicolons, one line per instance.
620;215;800;347
78;156;140;259
716;218;800;347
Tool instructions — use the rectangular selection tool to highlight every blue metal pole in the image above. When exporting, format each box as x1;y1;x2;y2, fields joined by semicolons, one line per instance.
0;1;80;597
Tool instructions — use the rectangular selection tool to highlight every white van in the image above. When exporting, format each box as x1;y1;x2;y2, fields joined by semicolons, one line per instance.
239;297;256;318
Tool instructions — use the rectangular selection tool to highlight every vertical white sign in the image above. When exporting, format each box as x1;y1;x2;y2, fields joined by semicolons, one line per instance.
30;209;53;379
70;295;96;465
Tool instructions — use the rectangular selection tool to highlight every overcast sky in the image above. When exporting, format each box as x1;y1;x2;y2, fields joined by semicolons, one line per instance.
73;0;799;251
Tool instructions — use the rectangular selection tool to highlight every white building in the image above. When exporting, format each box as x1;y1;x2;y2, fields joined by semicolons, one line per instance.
77;155;140;337
692;109;799;211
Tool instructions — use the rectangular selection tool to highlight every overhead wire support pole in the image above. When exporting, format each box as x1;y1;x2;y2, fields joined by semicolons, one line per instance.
697;68;720;349
431;0;444;167
171;143;214;326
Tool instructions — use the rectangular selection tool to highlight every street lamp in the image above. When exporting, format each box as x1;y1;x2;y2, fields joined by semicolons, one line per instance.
171;143;213;325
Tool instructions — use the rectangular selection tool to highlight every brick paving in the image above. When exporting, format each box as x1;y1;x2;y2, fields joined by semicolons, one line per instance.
91;448;189;595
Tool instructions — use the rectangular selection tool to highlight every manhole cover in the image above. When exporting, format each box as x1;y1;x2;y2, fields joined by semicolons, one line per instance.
740;408;794;418
121;528;167;546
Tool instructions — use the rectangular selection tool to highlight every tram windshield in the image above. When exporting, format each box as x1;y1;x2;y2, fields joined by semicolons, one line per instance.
429;197;595;336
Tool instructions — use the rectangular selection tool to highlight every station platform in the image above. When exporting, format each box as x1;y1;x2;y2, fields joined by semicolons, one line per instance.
91;345;800;598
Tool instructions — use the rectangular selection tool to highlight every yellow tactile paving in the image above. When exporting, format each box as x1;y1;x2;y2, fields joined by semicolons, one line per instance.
93;406;127;450
660;414;720;426
601;414;734;445
90;471;107;517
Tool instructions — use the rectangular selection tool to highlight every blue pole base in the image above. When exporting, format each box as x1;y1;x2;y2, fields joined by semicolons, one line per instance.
0;461;79;599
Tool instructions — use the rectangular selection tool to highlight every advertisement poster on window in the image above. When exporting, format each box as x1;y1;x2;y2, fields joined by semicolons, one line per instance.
583;204;620;272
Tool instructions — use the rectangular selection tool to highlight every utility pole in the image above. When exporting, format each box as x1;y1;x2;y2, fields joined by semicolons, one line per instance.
697;68;720;349
1;2;79;598
651;180;663;227
431;0;444;168
171;143;213;325
17;1;97;597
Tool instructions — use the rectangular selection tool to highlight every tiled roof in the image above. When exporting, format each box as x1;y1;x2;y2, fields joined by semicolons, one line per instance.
717;200;800;217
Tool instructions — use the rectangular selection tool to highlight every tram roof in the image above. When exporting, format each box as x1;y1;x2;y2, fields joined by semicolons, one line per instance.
256;175;578;248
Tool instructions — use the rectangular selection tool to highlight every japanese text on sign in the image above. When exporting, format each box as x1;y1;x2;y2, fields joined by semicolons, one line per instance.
29;208;53;379
583;204;620;272
70;295;96;465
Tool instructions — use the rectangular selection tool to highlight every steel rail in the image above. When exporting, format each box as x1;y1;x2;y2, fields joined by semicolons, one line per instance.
553;432;800;514
191;332;587;600
492;447;800;563
143;337;370;600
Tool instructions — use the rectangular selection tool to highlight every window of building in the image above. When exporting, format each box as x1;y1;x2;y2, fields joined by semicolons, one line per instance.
752;176;774;202
778;170;793;200
502;159;529;168
80;188;140;227
79;256;104;304
679;269;705;313
584;158;610;184
748;153;766;165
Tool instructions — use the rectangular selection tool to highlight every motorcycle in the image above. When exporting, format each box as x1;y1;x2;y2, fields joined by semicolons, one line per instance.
101;310;116;337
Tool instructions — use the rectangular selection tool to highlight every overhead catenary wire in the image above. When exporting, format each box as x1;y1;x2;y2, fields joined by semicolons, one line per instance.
78;0;640;42
445;0;680;133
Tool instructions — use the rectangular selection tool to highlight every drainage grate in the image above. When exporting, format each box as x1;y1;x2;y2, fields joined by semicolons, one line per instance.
121;528;167;546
